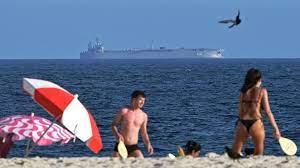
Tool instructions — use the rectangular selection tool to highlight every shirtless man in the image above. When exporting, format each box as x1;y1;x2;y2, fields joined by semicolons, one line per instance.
111;90;154;158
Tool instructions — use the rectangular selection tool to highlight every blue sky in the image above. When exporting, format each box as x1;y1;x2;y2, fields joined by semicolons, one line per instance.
0;0;299;59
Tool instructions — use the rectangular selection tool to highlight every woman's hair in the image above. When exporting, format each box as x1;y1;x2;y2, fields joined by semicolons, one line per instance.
184;140;201;154
241;68;262;93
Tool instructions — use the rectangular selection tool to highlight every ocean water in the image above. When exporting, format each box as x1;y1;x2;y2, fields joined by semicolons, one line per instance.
0;59;299;157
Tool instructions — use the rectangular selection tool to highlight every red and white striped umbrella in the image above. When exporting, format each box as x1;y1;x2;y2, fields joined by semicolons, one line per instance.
22;78;103;154
0;114;74;146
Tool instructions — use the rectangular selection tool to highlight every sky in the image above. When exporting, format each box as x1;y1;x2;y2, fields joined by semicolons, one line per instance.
0;0;299;59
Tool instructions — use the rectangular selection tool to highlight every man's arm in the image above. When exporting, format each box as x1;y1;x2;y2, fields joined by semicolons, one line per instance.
111;109;124;141
141;114;154;155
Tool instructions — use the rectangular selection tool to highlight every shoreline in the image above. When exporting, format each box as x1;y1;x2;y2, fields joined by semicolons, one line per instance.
0;153;299;168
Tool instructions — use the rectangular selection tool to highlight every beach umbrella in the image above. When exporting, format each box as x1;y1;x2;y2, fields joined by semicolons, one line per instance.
0;114;74;146
22;78;103;154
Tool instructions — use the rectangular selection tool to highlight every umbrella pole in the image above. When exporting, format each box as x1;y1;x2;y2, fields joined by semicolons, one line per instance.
25;140;32;157
25;115;62;157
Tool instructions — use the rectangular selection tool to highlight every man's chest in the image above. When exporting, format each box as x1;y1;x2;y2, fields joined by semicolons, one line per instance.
123;113;144;126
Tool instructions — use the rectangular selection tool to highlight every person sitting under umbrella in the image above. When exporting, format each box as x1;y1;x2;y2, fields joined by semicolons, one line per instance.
0;133;14;158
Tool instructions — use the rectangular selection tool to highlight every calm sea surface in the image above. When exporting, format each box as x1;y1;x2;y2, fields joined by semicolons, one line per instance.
0;59;299;157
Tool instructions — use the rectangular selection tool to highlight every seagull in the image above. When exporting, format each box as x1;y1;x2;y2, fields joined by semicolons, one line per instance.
219;10;241;28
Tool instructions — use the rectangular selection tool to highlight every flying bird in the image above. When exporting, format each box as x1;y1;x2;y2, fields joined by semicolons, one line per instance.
219;10;241;28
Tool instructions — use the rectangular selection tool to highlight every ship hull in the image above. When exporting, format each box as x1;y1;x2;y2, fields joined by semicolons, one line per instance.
80;48;223;59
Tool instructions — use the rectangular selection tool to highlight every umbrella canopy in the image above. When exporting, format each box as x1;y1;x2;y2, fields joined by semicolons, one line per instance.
22;78;103;154
0;114;74;146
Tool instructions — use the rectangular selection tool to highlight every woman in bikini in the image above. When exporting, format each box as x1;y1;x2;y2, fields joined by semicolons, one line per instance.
227;68;281;157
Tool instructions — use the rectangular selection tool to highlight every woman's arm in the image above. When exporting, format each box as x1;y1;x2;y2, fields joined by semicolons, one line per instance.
261;88;281;139
238;93;243;115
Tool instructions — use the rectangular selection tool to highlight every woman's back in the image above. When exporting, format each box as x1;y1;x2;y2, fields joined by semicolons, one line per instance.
239;87;263;119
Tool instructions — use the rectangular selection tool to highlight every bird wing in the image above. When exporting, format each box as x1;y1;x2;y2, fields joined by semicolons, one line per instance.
228;24;236;28
236;10;240;21
219;19;235;24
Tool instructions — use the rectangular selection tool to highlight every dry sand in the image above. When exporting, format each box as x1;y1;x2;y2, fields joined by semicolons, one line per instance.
0;153;299;168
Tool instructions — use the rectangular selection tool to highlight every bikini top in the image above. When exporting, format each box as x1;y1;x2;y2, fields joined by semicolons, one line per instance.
242;87;263;105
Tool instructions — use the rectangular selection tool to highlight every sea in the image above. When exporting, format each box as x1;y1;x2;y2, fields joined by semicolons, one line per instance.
0;59;299;157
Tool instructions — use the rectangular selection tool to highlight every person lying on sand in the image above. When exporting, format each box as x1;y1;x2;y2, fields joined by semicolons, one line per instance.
111;90;154;158
226;68;281;159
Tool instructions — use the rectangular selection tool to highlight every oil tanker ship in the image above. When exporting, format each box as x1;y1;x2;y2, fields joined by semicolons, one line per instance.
80;38;224;59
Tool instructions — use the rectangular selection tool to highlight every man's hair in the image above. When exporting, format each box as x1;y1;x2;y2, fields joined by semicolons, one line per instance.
131;90;146;99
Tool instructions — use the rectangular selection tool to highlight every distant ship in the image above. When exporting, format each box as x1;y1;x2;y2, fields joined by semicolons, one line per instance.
80;38;224;59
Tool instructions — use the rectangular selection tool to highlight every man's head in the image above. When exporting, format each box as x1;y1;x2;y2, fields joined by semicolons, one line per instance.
131;90;146;109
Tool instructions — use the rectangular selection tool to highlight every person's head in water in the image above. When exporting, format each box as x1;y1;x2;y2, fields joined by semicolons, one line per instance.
131;90;146;109
184;140;201;157
241;68;262;93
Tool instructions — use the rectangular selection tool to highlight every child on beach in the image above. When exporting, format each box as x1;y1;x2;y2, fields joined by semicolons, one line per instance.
226;68;281;158
111;90;154;158
177;140;201;158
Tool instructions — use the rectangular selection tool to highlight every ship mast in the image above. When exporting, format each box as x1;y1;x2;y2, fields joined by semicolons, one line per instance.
95;37;104;53
151;40;154;50
88;41;92;51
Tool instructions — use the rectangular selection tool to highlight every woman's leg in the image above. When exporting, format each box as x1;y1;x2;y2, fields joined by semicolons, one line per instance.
232;122;249;154
249;120;265;155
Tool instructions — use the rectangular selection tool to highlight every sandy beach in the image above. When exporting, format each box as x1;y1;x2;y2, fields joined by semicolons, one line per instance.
0;153;299;168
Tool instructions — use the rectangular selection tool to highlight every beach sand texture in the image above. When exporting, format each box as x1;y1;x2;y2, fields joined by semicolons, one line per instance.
0;153;299;168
